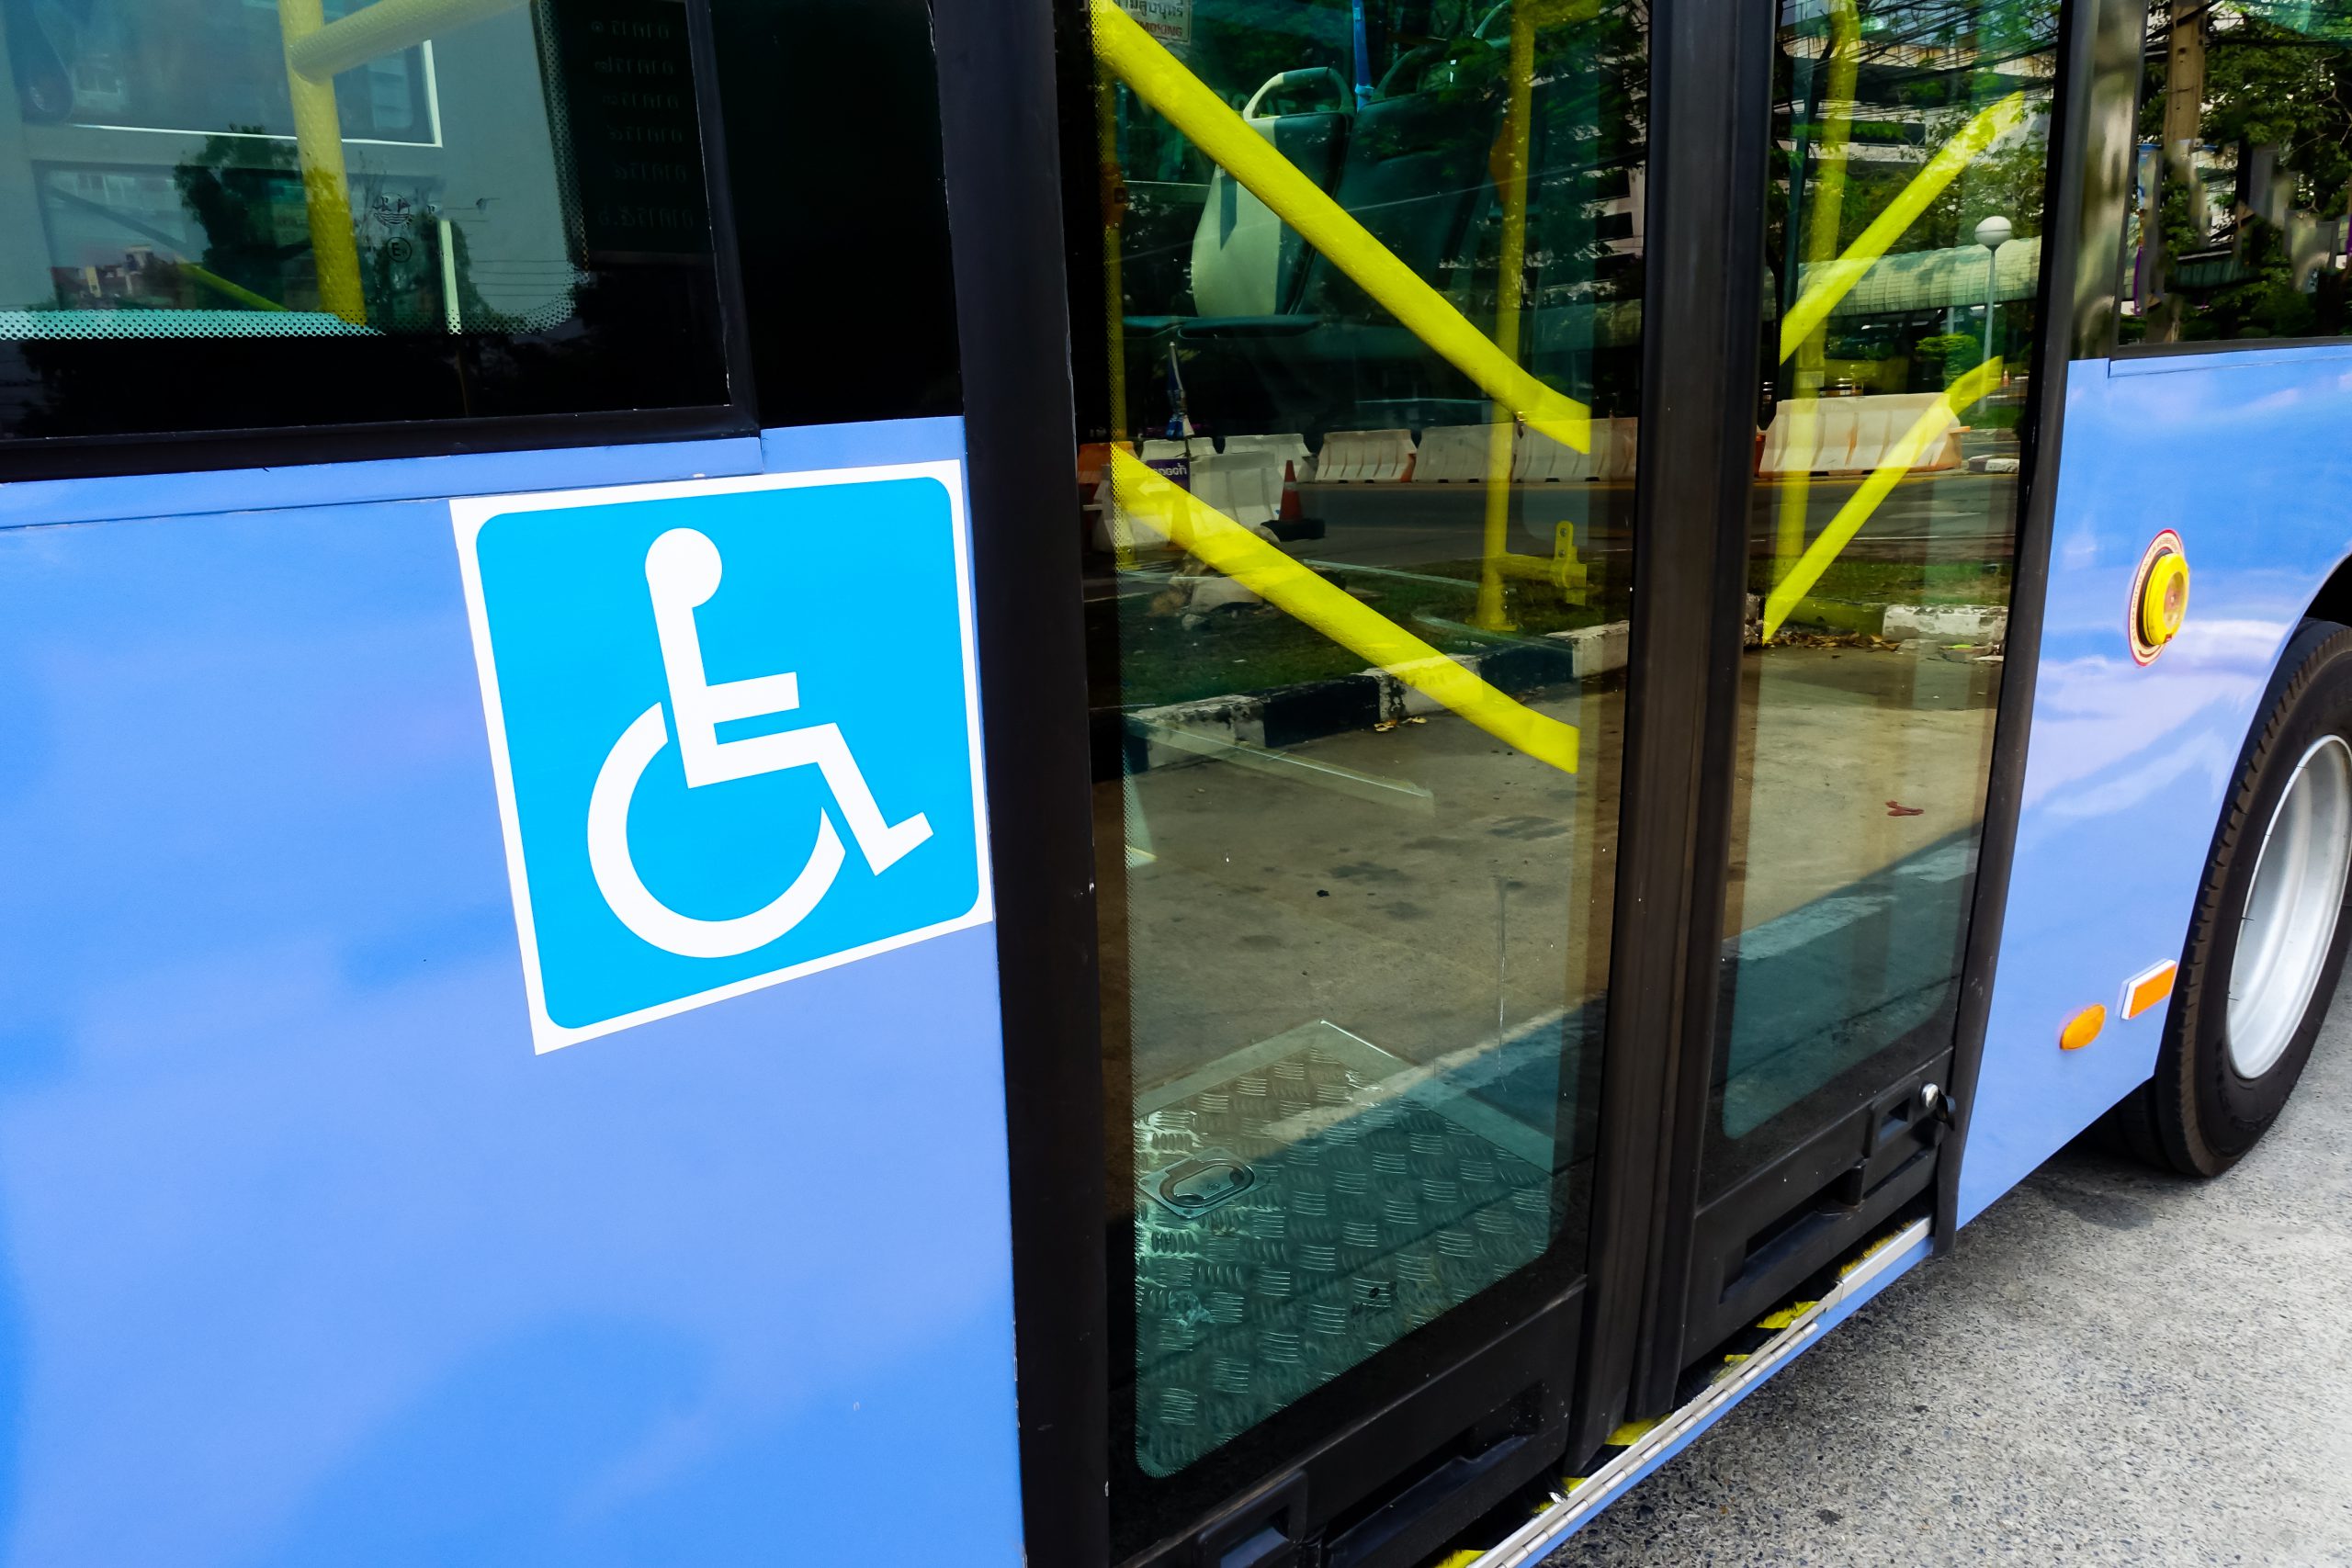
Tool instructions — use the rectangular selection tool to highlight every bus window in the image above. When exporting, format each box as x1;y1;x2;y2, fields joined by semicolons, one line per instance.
1069;0;1645;1550
1710;0;2054;1186
2121;0;2352;345
0;0;734;447
704;0;960;429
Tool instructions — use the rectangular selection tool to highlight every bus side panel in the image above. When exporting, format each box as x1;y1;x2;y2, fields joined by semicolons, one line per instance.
0;426;1023;1564
1960;346;2352;1223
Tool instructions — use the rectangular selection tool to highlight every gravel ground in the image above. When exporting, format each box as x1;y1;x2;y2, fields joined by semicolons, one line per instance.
1545;971;2352;1568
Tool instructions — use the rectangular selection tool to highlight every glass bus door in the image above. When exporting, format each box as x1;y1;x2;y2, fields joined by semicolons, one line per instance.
1063;0;1646;1556
1651;0;2060;1389
1012;0;2058;1553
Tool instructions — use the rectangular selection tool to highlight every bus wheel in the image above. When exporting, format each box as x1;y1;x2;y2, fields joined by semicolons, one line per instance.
2114;618;2352;1176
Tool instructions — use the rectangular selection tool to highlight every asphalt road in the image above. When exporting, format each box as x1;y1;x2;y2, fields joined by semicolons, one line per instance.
1544;971;2352;1568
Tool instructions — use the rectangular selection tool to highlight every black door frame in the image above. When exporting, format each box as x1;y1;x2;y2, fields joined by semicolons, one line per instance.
933;0;2079;1552
932;2;1110;1565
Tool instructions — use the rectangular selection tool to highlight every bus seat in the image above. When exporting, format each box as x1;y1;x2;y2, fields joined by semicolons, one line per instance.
1189;70;1351;319
1291;77;1504;325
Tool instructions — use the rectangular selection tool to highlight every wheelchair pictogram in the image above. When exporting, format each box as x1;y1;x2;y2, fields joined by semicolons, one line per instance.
456;460;985;1051
587;527;933;960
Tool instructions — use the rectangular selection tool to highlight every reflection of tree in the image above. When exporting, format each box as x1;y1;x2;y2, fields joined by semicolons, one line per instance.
1765;0;2057;397
171;130;509;331
2133;2;2352;340
171;129;305;306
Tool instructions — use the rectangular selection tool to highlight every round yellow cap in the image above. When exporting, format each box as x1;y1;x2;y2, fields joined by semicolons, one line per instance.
2141;549;2189;649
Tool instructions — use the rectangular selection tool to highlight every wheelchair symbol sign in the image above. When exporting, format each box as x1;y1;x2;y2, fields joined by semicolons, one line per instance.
453;463;989;1052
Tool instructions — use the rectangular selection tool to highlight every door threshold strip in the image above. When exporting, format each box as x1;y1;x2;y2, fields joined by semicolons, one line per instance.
1461;1214;1933;1568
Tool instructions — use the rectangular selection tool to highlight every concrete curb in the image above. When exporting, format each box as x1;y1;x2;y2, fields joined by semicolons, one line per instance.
1128;621;1629;773
1747;596;2007;648
1123;601;2000;776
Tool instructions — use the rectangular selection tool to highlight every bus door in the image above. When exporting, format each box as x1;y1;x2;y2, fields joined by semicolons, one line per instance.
1645;0;2059;1404
978;0;2061;1557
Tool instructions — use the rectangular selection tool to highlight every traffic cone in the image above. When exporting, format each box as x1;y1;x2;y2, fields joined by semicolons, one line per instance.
1272;458;1324;542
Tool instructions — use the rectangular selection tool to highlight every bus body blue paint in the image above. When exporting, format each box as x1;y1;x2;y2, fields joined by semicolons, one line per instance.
0;418;1023;1565
0;437;769;533
1960;347;2352;1222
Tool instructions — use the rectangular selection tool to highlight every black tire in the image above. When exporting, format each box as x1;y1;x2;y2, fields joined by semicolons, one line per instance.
2109;618;2352;1176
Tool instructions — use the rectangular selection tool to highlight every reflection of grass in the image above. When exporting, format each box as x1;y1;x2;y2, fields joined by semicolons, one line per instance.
1755;556;2010;607
1115;560;1615;708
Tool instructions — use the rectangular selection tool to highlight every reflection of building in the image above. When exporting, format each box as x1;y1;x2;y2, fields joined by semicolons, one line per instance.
50;245;170;308
1762;7;2056;402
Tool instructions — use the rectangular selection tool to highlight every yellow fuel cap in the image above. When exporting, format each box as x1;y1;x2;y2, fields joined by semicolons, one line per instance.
2130;530;2189;663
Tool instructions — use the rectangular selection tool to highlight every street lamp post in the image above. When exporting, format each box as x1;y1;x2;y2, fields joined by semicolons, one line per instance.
1975;214;2014;373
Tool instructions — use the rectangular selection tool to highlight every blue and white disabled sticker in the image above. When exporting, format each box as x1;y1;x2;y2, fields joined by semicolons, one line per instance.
452;463;990;1052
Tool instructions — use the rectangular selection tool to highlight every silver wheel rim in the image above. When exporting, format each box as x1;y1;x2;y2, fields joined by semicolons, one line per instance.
2228;733;2352;1078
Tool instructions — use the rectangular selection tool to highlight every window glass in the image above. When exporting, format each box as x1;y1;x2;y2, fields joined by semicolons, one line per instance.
706;0;960;428
1713;0;2054;1175
2121;0;2352;344
1071;0;1644;1544
0;0;730;443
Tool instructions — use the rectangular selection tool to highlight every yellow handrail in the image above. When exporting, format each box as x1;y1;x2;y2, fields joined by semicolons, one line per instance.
277;0;530;329
277;0;367;325
286;0;524;80
181;263;290;312
1110;450;1579;773
1473;6;1540;631
1776;0;1860;574
1089;0;1591;453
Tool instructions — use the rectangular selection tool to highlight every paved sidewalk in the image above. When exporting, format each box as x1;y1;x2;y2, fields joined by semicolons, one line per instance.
1548;973;2352;1567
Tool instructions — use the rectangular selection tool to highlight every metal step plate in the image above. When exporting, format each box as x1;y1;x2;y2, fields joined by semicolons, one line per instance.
1132;1021;1557;1476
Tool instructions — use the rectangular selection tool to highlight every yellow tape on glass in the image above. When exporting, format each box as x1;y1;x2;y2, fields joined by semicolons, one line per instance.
1109;451;1579;773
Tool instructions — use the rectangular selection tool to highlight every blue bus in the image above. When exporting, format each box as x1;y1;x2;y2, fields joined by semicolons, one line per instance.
0;0;2346;1560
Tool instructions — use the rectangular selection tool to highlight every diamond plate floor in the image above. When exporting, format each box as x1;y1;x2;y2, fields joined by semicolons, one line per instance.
1132;1021;1559;1476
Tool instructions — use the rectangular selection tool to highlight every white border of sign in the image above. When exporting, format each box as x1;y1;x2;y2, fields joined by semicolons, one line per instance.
451;461;993;1054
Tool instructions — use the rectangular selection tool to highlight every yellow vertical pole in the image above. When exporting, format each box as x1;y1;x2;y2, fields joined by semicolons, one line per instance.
1475;7;1537;633
279;0;368;324
1775;0;1859;582
1098;64;1136;569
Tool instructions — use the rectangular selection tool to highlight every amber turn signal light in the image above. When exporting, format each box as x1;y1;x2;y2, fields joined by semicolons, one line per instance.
2059;1004;2107;1051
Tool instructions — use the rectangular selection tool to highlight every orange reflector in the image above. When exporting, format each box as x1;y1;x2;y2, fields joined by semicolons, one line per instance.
2059;1005;2107;1051
2120;960;2178;1021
